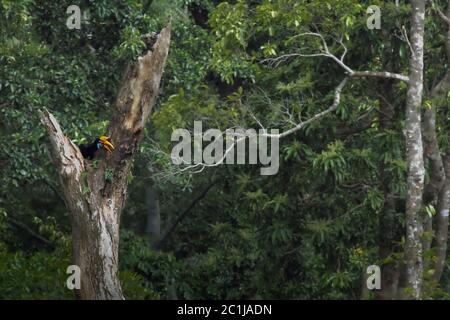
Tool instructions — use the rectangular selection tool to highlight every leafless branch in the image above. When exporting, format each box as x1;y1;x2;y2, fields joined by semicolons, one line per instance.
401;25;414;57
268;77;348;138
260;31;409;83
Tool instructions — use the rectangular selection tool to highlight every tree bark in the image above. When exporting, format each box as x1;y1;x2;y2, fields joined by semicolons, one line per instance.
423;0;450;285
403;0;426;300
39;23;171;300
432;151;450;282
422;0;450;207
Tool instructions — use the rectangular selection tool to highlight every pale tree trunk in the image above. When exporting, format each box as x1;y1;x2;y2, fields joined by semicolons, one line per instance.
432;151;450;282
421;67;446;274
403;0;426;300
422;0;450;285
39;23;171;300
421;1;450;256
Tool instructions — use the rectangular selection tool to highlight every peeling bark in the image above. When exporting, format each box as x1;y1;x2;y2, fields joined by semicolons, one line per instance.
39;23;171;300
403;0;426;300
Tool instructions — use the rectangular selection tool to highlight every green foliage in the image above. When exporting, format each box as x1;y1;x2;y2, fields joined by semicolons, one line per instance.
0;245;72;299
1;0;450;300
113;26;146;61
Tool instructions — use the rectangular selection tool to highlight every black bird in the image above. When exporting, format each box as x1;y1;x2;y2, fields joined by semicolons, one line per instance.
78;136;115;159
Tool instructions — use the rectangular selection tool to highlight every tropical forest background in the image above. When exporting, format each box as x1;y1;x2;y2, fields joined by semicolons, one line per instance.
1;0;449;299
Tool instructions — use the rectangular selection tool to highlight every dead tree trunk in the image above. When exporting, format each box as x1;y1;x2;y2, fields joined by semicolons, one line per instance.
403;0;426;300
39;23;171;300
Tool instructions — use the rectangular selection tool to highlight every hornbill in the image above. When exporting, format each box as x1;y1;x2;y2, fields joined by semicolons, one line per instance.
78;136;115;160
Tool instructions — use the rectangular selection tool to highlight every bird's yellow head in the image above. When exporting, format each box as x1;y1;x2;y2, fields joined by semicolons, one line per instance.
99;136;115;153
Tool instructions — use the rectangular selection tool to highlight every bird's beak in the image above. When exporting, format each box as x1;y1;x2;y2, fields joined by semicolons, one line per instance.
100;136;115;153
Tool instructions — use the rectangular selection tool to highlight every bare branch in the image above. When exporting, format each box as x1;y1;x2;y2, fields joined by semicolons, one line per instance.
260;31;409;83
163;78;349;176
351;71;410;82
268;77;349;138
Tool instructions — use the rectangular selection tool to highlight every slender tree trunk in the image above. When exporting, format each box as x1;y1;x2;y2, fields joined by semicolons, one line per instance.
376;79;401;300
422;0;450;285
145;183;160;249
433;152;450;282
39;23;171;300
421;14;450;255
144;182;178;299
403;0;426;299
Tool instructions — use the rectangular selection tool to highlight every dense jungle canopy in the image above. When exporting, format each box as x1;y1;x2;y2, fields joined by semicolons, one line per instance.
1;0;449;300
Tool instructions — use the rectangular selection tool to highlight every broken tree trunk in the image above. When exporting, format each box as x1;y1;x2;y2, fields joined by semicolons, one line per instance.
39;23;171;300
